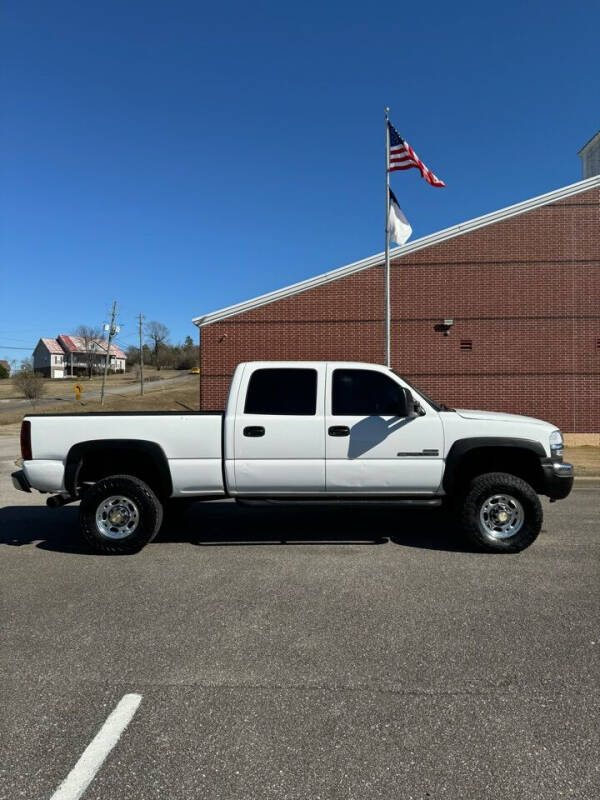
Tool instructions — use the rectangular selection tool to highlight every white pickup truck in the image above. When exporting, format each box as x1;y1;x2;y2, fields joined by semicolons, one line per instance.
12;361;573;554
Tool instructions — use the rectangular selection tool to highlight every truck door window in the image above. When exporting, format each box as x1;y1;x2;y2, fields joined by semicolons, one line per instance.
244;368;318;415
332;369;405;416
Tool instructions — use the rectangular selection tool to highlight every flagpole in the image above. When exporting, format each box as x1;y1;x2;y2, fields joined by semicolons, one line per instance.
384;107;391;367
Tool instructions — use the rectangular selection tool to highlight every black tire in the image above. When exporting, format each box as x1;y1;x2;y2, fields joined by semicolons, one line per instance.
79;474;163;554
458;471;543;553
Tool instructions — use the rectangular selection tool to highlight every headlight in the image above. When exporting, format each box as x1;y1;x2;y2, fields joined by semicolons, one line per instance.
549;429;564;456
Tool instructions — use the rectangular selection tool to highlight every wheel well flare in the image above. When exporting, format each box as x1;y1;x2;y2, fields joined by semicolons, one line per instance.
445;443;545;494
65;440;172;498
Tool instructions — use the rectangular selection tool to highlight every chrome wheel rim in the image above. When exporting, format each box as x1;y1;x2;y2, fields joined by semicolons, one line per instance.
95;495;140;540
479;494;524;539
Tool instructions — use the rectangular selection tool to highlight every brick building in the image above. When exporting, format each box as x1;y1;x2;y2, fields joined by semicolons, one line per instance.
194;175;600;432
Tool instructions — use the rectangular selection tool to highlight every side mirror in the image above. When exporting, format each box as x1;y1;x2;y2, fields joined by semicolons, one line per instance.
397;387;413;418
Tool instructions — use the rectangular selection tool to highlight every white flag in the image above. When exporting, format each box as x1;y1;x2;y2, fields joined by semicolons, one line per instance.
389;188;412;245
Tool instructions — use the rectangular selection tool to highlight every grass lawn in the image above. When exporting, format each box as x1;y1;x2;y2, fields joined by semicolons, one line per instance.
563;446;600;477
0;375;201;427
0;367;182;401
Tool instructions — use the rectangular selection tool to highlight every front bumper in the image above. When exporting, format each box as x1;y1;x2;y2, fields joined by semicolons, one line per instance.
11;470;31;493
540;460;574;500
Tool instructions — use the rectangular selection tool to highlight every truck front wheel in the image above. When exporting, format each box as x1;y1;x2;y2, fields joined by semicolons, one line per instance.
458;472;543;552
79;475;163;554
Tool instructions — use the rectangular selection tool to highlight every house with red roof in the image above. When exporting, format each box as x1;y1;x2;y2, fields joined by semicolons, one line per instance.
33;335;127;378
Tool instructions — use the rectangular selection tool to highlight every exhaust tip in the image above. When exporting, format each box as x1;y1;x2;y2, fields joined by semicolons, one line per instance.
47;495;71;509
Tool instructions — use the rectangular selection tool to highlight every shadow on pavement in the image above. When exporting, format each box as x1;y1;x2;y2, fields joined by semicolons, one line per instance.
0;506;91;554
0;501;479;554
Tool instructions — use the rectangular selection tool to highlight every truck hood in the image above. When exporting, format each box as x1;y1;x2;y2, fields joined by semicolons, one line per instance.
454;409;554;428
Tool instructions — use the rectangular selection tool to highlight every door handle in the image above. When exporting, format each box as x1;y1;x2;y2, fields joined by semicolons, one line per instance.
328;425;350;437
243;426;265;437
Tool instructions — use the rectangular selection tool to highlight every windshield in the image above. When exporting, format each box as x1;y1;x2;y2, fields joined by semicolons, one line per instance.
391;371;444;412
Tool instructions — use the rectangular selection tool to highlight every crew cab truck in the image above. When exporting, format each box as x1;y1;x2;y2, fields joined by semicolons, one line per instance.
12;361;574;554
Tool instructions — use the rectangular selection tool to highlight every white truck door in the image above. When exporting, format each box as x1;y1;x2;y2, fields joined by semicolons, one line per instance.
325;365;444;494
232;364;326;494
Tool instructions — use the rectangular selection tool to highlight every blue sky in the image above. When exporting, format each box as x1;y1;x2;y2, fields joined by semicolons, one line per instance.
1;0;598;361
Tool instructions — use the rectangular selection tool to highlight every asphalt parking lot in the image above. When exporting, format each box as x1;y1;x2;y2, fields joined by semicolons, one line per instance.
1;435;599;800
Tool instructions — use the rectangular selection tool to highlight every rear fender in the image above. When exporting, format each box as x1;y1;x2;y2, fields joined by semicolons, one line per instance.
64;439;173;498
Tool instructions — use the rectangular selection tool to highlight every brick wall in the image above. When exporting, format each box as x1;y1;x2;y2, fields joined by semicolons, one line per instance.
200;186;600;432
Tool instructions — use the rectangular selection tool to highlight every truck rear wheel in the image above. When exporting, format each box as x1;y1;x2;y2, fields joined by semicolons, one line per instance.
458;472;543;552
79;475;163;554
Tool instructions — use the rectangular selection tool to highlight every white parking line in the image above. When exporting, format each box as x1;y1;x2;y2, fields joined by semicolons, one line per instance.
49;693;142;800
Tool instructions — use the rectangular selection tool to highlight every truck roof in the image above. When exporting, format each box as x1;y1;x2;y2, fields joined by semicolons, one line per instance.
237;361;391;369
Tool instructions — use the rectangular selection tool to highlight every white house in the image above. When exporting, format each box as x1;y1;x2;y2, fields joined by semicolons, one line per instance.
33;335;127;378
33;339;67;379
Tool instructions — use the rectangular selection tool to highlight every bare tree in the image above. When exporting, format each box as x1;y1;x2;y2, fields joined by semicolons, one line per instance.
74;325;102;379
13;369;45;406
145;321;170;371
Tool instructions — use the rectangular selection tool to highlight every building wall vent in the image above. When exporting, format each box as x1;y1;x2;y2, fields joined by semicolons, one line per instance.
460;339;473;350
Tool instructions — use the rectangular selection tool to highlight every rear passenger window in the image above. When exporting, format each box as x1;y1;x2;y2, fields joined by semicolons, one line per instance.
244;369;317;415
332;369;405;416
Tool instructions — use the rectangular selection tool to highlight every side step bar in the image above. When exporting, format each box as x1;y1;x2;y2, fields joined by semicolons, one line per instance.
236;497;442;508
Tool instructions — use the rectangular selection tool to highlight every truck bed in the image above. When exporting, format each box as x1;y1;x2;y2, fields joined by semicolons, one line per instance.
24;412;225;497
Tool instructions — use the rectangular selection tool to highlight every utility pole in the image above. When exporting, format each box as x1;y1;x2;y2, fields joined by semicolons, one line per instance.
100;301;119;406
138;312;145;395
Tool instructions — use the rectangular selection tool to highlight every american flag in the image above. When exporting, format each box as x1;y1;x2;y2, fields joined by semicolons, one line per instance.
388;122;445;187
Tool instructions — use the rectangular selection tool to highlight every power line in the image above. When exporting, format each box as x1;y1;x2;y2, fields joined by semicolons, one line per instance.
112;332;139;343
